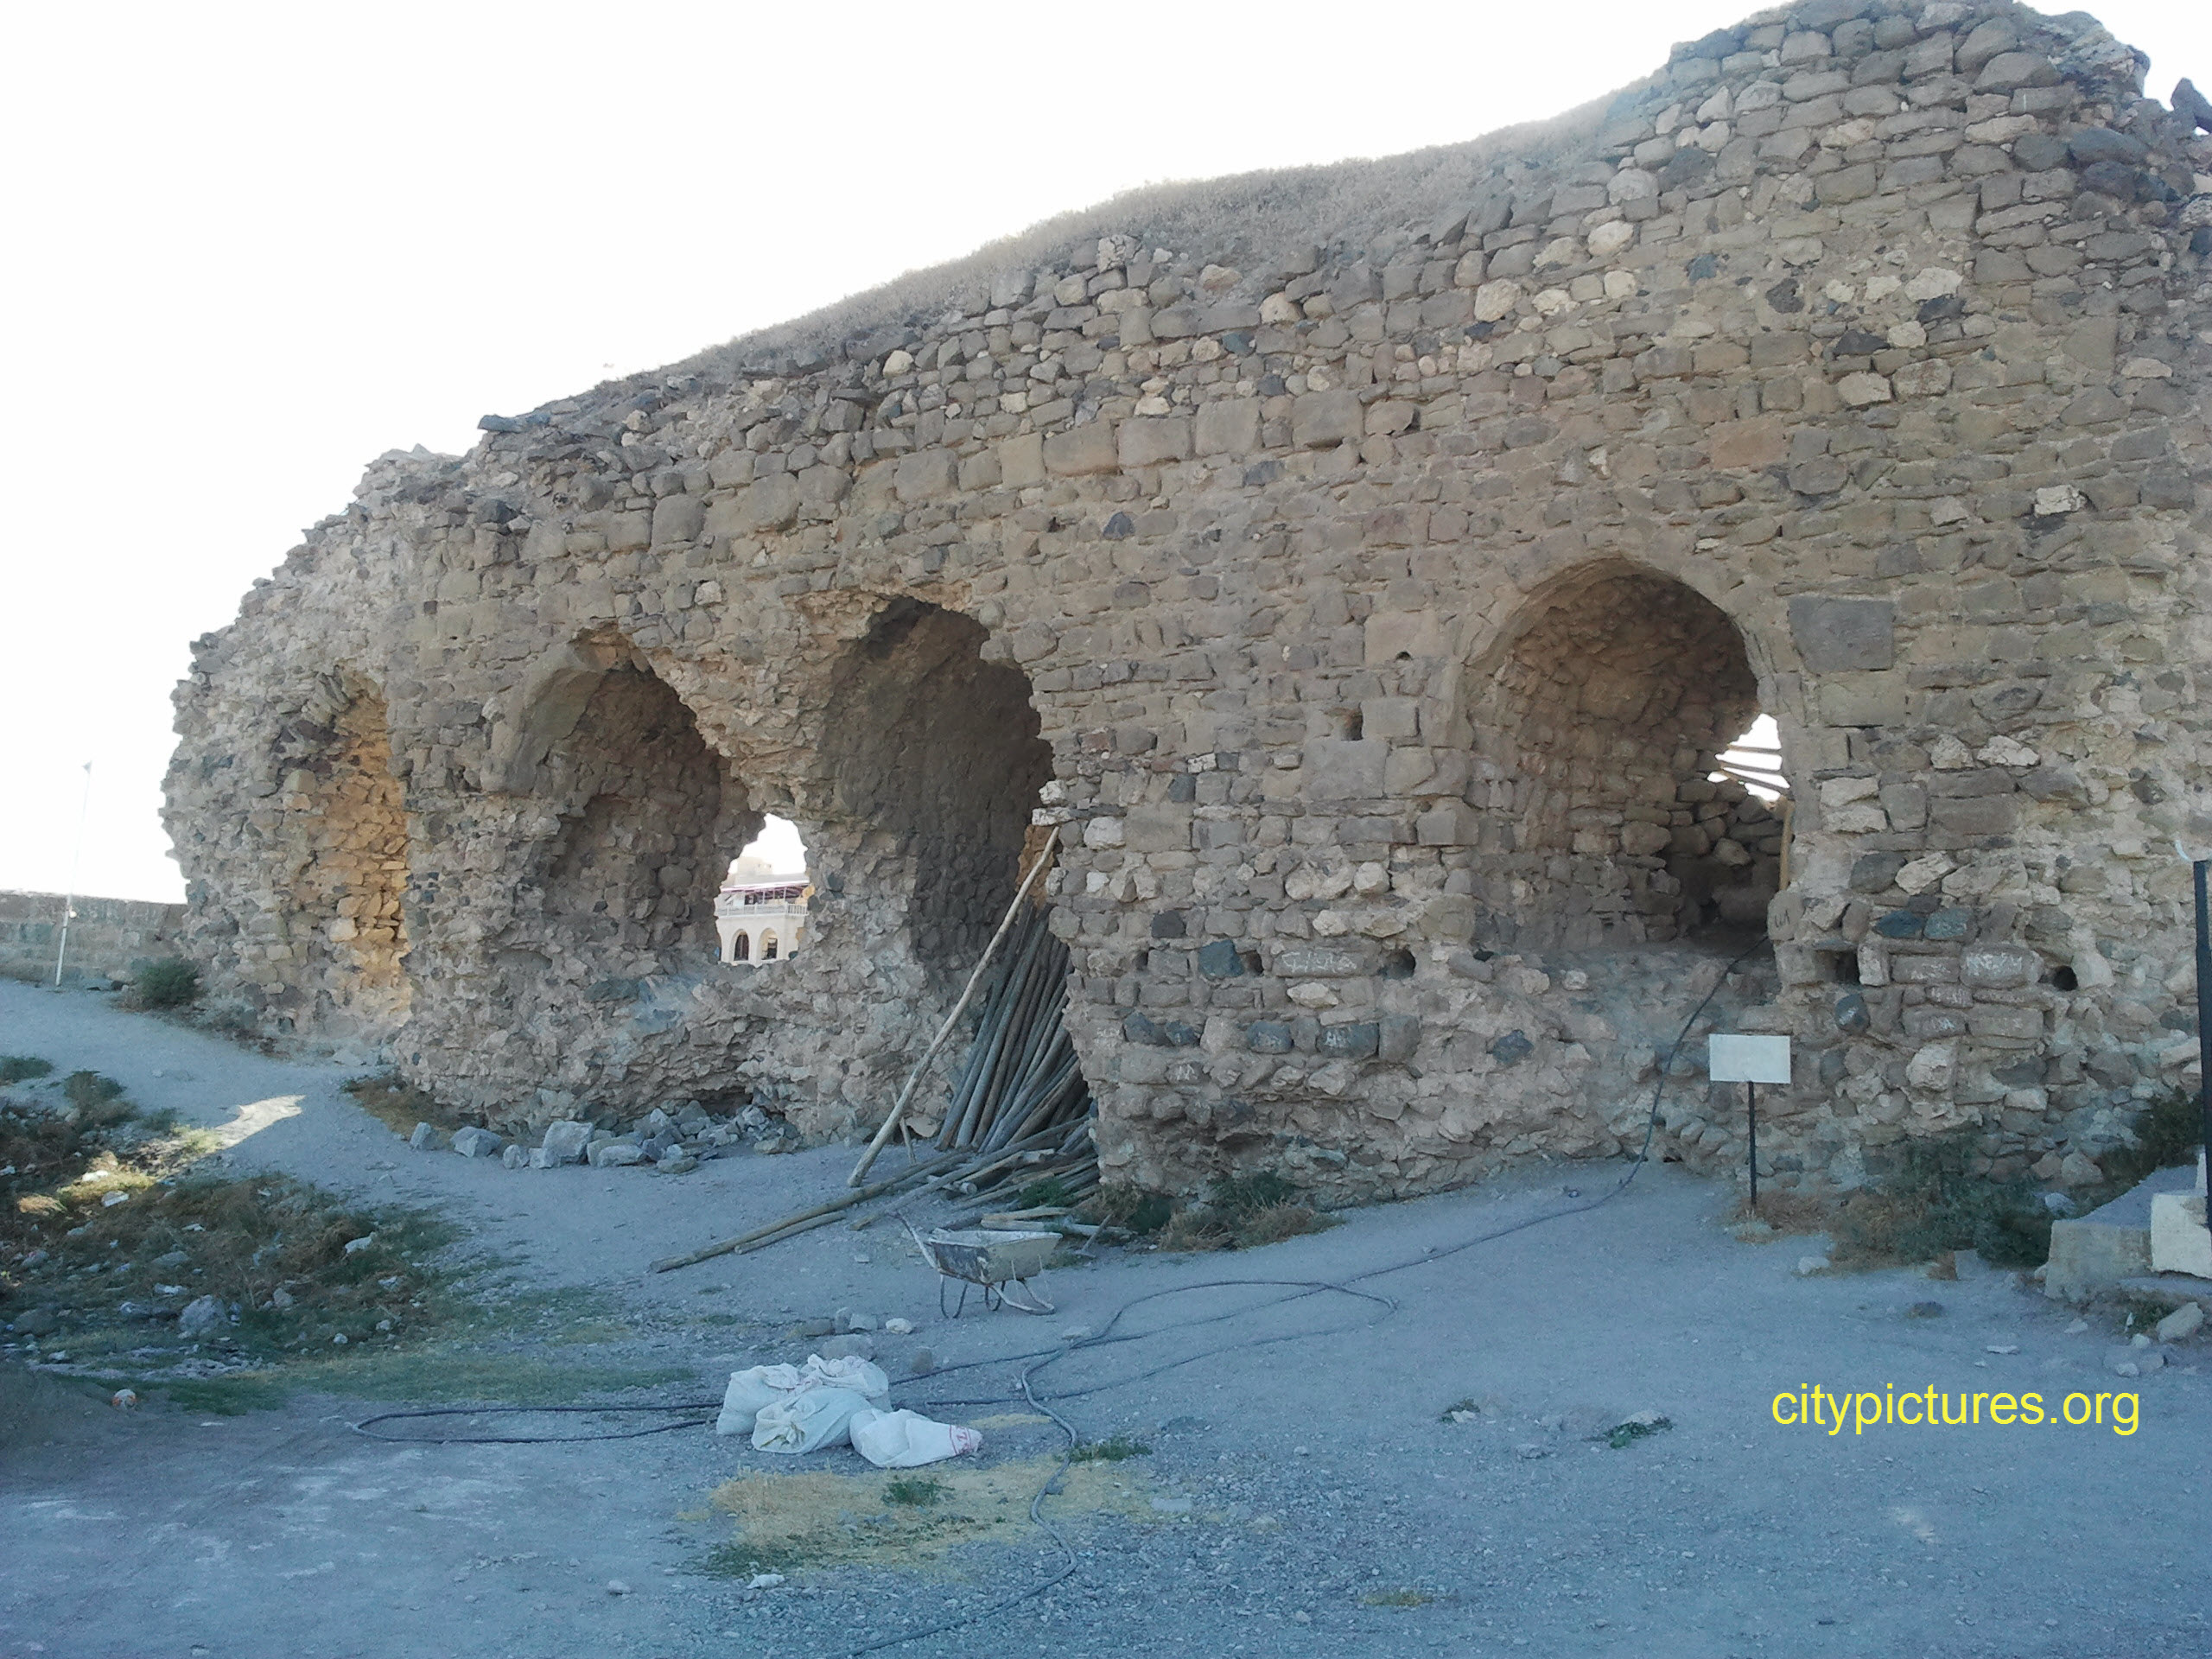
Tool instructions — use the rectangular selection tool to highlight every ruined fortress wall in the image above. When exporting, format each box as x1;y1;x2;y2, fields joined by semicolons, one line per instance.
167;0;2212;1200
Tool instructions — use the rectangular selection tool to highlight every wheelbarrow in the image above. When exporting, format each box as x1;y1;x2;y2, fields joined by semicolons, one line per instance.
900;1218;1058;1316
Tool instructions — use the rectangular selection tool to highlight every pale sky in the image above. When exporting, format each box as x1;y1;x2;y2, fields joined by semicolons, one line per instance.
3;1;2203;904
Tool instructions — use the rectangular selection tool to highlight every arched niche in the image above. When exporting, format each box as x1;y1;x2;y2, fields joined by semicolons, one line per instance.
817;597;1053;977
1464;560;1783;950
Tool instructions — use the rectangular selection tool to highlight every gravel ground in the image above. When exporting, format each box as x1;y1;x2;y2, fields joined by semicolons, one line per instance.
2;979;2207;1659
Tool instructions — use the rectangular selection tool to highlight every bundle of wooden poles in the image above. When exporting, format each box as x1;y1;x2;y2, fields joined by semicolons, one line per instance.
930;905;1094;1178
651;829;1097;1274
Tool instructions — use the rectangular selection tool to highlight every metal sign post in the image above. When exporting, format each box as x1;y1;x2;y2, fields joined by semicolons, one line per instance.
52;762;92;989
1710;1034;1793;1210
2177;839;2212;1189
2196;861;2212;1188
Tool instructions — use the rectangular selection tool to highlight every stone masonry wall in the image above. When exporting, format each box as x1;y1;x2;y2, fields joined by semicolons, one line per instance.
0;893;188;987
167;0;2212;1202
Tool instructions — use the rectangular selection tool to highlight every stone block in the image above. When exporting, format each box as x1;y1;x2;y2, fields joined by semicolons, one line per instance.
1378;1014;1421;1063
1790;597;1895;671
1708;417;1787;468
1118;418;1192;468
1363;611;1445;664
1193;398;1260;457
1274;948;1365;978
650;495;704;545
540;1121;593;1165
1318;1022;1380;1060
1291;390;1364;448
1123;804;1190;854
1246;1021;1294;1053
1931;795;2018;836
1417;802;1480;846
1961;944;2038;988
1198;940;1246;978
895;448;957;503
451;1125;503;1158
2150;1192;2212;1279
1303;740;1387;800
999;432;1045;487
589;1141;645;1168
2046;1166;2199;1300
1043;423;1119;476
1821;674;1908;726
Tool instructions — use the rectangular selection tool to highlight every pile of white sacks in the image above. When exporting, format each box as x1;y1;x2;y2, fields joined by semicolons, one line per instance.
715;1353;982;1467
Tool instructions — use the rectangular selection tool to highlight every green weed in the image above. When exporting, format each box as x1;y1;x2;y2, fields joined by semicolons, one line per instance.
1832;1133;2051;1269
1069;1434;1151;1463
1606;1414;1673;1449
883;1477;946;1508
0;1056;54;1084
134;958;200;1009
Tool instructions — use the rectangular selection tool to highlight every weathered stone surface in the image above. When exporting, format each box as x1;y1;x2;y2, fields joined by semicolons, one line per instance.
1788;598;1896;673
164;0;2212;1211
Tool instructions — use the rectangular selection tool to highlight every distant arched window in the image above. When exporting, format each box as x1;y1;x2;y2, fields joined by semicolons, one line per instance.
731;931;750;962
761;931;779;961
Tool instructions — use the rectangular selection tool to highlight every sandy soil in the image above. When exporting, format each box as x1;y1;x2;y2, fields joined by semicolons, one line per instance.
2;979;2205;1659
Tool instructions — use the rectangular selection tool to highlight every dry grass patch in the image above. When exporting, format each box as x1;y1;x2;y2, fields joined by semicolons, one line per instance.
705;1453;1157;1576
343;1071;474;1140
3;1063;463;1370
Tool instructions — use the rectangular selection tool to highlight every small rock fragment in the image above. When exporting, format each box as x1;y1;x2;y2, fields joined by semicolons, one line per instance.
2155;1302;2203;1343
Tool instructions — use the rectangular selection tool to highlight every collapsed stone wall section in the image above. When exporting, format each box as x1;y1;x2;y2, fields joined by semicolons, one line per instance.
169;0;2212;1203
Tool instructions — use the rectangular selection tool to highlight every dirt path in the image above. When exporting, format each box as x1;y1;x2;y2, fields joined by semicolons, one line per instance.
3;982;2207;1658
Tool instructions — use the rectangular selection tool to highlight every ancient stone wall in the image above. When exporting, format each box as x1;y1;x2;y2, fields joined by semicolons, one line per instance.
0;893;188;987
168;0;2212;1203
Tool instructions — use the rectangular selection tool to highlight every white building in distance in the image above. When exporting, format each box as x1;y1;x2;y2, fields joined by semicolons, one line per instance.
716;849;808;963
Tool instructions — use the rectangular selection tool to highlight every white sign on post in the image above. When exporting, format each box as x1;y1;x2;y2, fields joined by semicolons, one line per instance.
1709;1034;1791;1085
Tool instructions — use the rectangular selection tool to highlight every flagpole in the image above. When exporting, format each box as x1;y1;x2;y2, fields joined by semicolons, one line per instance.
52;762;92;988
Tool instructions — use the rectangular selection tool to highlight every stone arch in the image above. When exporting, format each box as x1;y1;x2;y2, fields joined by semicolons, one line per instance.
730;930;750;962
281;679;413;1036
511;646;760;983
1463;559;1783;951
814;597;1055;978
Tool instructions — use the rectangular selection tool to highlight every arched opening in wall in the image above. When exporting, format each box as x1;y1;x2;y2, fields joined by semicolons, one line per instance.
531;655;756;982
716;814;812;965
819;598;1055;979
1466;562;1783;952
287;684;412;1034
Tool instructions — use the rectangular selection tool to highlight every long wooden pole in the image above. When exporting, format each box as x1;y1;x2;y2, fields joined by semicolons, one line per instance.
651;1148;964;1272
848;825;1058;1186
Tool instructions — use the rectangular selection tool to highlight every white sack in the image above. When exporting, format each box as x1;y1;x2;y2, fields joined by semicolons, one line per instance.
848;1408;983;1468
802;1353;890;1407
715;1364;808;1436
752;1387;876;1455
